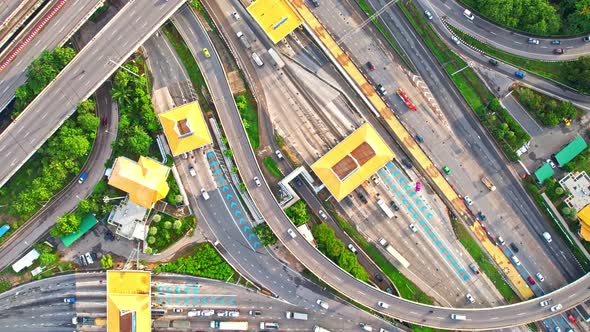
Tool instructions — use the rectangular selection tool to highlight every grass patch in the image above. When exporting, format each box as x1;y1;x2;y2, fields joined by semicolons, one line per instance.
146;214;196;253
448;25;571;87
263;156;282;178
154;243;236;281
235;93;260;149
89;3;108;22
162;24;207;100
450;217;518;303
355;0;413;70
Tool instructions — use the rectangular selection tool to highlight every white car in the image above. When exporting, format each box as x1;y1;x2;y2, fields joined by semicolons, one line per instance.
550;304;562;312
188;165;197;177
172;308;183;313
409;224;418;233
228;310;239;317
463;9;475;20
217;310;229;317
188;310;201;317
231;11;240;20
536;272;545;282
275;150;284;159
451;35;460;45
317;299;329;309
347;243;358;254
424;10;433;20
497;236;505;245
201;309;214;317
253;176;261;187
287;228;297;239
372;176;380;185
528;38;540;45
546;159;556;168
464;196;473;206
539;300;550;307
466;293;475;303
318;210;328;220
511;255;521;266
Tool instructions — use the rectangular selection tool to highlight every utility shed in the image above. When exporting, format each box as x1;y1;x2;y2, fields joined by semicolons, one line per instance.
60;214;98;247
555;136;588;167
534;163;554;184
12;249;40;273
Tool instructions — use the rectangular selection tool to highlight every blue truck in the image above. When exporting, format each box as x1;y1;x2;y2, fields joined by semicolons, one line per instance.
0;224;10;238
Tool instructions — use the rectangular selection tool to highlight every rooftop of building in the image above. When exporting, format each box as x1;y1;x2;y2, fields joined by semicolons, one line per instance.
247;0;302;44
159;102;212;156
107;270;151;332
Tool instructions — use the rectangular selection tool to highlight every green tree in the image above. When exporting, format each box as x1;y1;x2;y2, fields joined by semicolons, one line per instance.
126;126;153;156
555;187;565;196
325;236;344;260
173;219;182;230
223;149;234;158
50;213;82;237
38;252;58;266
338;250;358;272
101;254;113;269
144;247;153;255
565;57;590;93
562;207;572;217
149;226;158;235
252;223;278;246
147;236;156;244
77;99;96;114
285;201;311;226
164;221;172;229
77;113;99;134
152;214;162;222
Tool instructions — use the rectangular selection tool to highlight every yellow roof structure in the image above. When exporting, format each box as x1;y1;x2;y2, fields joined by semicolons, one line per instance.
108;156;170;209
578;204;590;241
247;0;302;44
311;123;394;201
107;270;151;332
159;101;212;156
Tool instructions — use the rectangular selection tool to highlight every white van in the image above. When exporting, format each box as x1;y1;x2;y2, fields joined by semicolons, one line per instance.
201;188;209;200
463;9;475;20
451;313;467;320
285;311;308;320
542;232;552;243
251;52;264;67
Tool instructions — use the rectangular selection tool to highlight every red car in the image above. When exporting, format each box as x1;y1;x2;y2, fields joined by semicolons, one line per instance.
567;313;577;324
526;276;535;285
367;61;375;71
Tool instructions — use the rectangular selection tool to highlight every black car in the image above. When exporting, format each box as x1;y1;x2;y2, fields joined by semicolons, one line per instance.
551;40;561;45
310;0;319;7
385;287;393;294
488;59;499;66
367;61;375;71
415;134;424;143
374;273;384;282
249;310;261;316
390;200;400;211
79;255;87;266
510;242;519;253
401;158;412;169
357;192;368;204
294;177;303;187
477;211;486;221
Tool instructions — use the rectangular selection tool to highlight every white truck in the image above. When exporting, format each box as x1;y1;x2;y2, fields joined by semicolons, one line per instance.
377;199;394;218
285;311;308;320
267;48;285;68
385;244;410;268
236;31;251;50
314;326;331;332
210;321;248;330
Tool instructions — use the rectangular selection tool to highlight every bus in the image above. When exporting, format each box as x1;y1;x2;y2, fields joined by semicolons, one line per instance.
385;245;410;268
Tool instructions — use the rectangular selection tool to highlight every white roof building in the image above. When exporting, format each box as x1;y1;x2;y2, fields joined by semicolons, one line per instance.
12;249;40;273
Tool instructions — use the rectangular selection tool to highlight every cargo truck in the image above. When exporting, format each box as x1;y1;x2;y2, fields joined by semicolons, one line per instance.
285;311;308;320
267;48;285;68
377;199;394;218
481;176;496;191
172;320;191;328
236;31;251;50
210;321;248;330
385;244;410;268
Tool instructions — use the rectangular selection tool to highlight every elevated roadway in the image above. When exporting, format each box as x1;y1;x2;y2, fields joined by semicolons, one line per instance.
0;0;186;188
0;0;105;112
187;0;590;329
419;0;590;61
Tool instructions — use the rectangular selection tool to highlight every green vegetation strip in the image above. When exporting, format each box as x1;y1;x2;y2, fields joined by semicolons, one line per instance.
399;1;530;161
284;200;311;226
512;85;580;127
146;214;196;253
155;242;236;281
448;25;570;86
252;223;277;246
263;156;282;178
523;179;590;272
162;24;207;100
450;218;518;303
355;0;413;70
235;94;260;150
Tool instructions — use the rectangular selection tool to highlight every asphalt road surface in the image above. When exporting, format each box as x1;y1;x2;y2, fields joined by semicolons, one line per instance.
0;0;185;188
185;0;590;329
0;0;104;112
419;0;590;61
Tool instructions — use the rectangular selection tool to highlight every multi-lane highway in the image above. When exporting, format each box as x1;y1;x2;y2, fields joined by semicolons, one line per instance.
0;0;185;188
419;0;590;60
0;0;104;112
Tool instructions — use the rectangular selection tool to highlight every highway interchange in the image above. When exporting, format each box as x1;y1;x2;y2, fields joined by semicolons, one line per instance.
0;0;589;331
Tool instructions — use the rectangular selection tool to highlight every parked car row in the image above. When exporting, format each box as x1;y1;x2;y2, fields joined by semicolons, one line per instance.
187;309;239;317
79;252;97;266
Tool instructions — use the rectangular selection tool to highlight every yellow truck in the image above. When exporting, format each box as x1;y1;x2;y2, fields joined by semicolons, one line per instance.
481;176;496;191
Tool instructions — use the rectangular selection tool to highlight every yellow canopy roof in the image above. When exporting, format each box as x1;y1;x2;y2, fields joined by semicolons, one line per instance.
107;270;151;332
247;0;302;44
159;102;212;156
578;204;590;242
108;156;170;209
311;123;394;201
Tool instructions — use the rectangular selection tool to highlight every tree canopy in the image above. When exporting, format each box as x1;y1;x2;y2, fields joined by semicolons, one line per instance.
285;201;311;226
